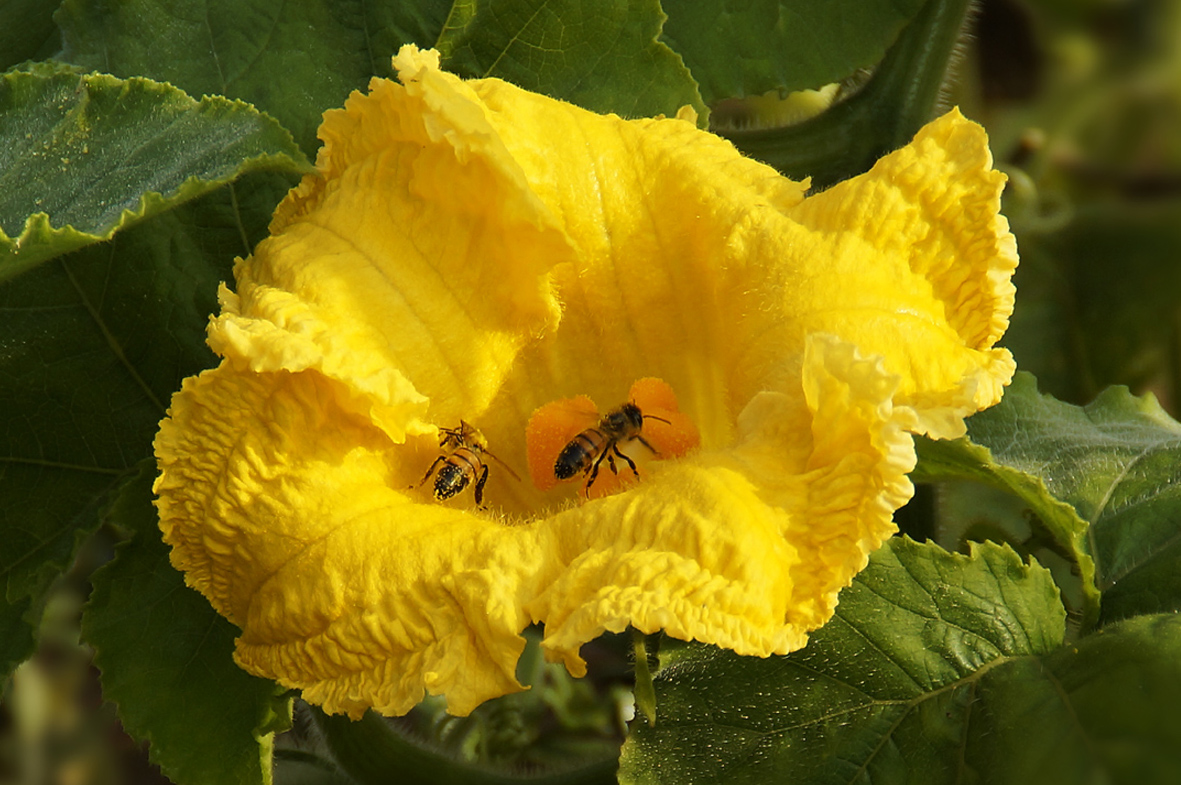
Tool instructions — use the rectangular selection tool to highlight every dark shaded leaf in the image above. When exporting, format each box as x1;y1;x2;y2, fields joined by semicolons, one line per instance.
0;0;60;69
57;0;452;155
0;595;36;681
0;172;293;632
1013;200;1181;405
436;0;704;120
83;466;292;785
316;709;618;785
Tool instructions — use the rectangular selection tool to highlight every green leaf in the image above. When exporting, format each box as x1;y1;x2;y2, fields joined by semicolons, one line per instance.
0;0;60;70
58;0;701;143
0;63;306;280
436;0;705;119
370;1;456;71
918;372;1181;626
620;537;1069;784
969;614;1181;784
914;433;1099;627
0;172;293;629
57;0;452;156
622;543;1181;783
660;0;928;104
82;465;292;785
722;0;972;187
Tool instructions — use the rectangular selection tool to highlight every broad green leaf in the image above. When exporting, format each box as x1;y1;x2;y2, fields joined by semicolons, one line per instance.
59;0;701;140
0;0;60;70
921;479;1091;620
57;0;452;156
0;63;306;280
436;0;705;120
370;1;455;71
620;537;1069;784
0;172;293;627
918;373;1181;626
660;0;928;105
82;466;292;785
968;614;1181;784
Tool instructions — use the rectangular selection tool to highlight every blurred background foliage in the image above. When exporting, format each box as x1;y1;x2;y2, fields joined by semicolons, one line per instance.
968;0;1181;411
4;0;1181;782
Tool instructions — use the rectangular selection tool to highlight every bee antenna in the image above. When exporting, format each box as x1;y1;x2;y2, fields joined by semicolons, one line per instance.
642;413;671;425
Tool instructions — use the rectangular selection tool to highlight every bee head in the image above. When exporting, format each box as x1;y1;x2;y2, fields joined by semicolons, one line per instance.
619;402;645;431
459;420;488;452
598;403;642;437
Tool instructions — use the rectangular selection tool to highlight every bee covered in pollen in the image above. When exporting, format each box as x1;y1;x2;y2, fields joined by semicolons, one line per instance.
526;378;702;501
416;421;519;507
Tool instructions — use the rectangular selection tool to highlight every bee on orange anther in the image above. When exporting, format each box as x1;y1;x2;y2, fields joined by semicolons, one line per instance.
553;402;670;497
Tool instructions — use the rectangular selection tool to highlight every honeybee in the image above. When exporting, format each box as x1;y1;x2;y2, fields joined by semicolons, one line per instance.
417;421;519;507
554;403;669;496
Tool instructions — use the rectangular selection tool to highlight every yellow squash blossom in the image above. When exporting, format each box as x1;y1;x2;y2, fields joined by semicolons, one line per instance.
154;45;1017;719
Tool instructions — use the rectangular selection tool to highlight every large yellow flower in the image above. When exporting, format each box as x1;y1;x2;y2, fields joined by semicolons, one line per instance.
154;45;1017;719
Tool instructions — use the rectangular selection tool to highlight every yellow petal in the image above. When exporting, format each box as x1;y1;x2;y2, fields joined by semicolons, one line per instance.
782;108;1017;437
208;45;573;442
155;365;543;717
466;75;813;451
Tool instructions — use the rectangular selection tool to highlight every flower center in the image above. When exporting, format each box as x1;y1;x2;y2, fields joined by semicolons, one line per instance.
525;377;702;502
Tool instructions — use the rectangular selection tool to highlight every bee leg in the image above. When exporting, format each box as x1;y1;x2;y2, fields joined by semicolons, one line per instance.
613;443;640;478
584;450;610;497
415;456;447;489
474;463;490;507
636;434;661;457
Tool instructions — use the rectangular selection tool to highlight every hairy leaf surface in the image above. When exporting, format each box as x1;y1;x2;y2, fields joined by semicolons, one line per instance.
621;539;1180;783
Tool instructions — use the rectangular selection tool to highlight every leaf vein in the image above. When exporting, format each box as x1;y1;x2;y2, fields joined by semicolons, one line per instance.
61;252;167;416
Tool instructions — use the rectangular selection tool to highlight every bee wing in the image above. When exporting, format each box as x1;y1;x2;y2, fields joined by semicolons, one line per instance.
525;395;600;491
483;450;522;482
